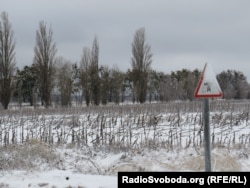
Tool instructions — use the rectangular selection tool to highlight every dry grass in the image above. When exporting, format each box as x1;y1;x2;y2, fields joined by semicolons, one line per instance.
0;139;59;170
104;147;244;175
180;148;241;171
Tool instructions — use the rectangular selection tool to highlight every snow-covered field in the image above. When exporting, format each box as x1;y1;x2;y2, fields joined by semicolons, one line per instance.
0;100;250;187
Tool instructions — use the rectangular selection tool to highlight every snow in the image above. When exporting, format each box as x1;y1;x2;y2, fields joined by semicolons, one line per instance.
0;170;116;188
0;147;249;187
0;101;250;187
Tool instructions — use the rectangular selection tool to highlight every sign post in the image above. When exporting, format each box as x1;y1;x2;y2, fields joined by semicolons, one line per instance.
203;98;211;171
194;63;222;172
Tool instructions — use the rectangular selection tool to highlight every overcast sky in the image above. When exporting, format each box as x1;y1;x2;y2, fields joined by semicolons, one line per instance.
2;0;250;80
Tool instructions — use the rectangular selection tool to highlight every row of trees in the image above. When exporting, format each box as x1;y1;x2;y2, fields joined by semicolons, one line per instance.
1;11;250;109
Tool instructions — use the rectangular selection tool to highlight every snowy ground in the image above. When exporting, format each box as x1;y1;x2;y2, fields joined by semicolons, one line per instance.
0;101;250;187
0;146;249;188
0;171;116;188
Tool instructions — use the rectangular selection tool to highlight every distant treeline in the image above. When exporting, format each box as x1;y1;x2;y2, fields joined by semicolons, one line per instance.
1;11;249;109
13;64;250;108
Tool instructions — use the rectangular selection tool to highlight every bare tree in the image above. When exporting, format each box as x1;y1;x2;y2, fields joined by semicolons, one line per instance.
80;47;92;106
217;70;249;99
33;21;57;108
110;66;124;104
55;57;74;107
131;27;153;103
147;70;163;102
99;65;110;105
0;12;16;109
80;36;100;106
90;36;100;105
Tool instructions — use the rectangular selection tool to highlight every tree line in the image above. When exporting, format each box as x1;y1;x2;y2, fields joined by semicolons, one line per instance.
1;11;250;109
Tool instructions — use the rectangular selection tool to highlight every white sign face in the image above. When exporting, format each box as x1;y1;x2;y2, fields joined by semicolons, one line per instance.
194;63;223;98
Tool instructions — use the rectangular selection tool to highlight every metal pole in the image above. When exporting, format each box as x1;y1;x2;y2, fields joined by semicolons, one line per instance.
203;98;211;171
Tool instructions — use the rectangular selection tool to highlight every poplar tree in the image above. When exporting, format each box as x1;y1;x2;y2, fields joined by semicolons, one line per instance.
33;21;57;108
0;12;16;109
131;28;153;103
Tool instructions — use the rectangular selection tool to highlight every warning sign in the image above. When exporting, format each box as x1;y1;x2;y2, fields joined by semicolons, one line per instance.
194;63;223;98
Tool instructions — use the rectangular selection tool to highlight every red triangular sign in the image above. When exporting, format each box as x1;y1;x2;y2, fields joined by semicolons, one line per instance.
194;63;223;98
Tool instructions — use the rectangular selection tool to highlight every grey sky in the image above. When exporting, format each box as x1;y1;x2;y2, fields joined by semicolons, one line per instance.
2;0;250;80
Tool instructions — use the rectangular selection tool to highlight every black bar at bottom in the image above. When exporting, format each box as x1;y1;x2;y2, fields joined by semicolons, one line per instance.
118;172;250;188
